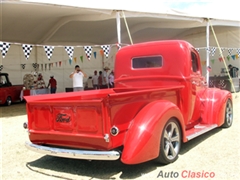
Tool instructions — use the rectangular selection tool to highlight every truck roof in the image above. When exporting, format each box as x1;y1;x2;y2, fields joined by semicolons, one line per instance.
121;40;194;50
115;40;199;80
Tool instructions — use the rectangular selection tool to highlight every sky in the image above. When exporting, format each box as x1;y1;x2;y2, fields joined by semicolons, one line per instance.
164;0;208;9
163;0;238;20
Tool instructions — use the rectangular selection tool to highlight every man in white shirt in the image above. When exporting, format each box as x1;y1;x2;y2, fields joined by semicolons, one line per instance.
69;65;87;91
102;66;110;89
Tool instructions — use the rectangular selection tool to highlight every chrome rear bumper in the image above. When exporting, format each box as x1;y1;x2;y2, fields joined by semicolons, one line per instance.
25;142;120;160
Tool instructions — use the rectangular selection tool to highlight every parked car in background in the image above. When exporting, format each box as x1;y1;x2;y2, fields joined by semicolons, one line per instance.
0;73;23;105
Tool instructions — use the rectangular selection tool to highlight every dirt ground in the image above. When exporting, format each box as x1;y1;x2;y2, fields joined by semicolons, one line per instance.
1;93;240;180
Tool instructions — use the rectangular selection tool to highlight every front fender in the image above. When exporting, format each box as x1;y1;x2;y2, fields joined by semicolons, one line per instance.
200;88;232;126
121;100;184;164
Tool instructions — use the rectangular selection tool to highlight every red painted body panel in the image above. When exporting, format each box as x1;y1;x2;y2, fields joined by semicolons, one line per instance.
197;88;232;126
0;73;23;105
26;89;114;150
24;40;232;164
121;100;184;164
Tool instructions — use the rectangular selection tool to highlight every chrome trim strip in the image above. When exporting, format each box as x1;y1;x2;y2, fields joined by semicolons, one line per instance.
25;142;120;160
186;124;218;140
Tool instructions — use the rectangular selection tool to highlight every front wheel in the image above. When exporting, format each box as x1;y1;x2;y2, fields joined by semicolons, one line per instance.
156;118;181;164
221;99;233;128
5;96;12;106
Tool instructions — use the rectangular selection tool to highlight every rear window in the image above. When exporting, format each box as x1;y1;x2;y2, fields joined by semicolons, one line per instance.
191;52;199;72
132;56;163;69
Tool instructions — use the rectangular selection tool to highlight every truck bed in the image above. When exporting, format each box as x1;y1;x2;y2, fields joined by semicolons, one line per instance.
25;85;183;150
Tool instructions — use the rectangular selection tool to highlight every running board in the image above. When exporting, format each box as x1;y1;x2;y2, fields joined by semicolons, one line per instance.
186;124;218;141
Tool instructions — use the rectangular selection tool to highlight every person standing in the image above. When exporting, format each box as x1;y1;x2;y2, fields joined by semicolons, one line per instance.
98;71;103;89
92;70;99;89
69;65;87;92
47;75;57;93
228;64;239;78
108;70;114;88
102;66;110;89
86;76;93;90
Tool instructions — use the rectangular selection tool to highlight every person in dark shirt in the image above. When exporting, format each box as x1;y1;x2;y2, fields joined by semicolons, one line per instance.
98;71;103;89
228;64;239;78
47;76;57;93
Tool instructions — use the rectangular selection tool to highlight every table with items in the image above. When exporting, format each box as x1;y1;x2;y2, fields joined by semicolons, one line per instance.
20;72;50;100
20;88;49;100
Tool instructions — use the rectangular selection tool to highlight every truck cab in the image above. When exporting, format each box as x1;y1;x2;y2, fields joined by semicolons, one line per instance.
114;41;205;129
24;40;233;165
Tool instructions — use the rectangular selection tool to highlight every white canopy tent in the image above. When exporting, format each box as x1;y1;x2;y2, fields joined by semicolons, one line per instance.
1;0;239;45
0;0;239;92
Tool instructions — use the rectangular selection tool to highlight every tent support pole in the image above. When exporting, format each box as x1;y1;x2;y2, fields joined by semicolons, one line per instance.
122;11;133;45
116;11;121;45
206;19;210;87
209;19;237;94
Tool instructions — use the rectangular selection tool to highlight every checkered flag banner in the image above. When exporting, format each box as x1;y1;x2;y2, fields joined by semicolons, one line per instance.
22;44;33;60
32;63;38;69
117;43;122;50
228;48;233;56
83;46;92;60
210;47;216;56
209;80;214;87
44;46;54;60
205;47;210;54
195;48;200;53
64;46;74;60
218;80;226;89
219;48;225;56
0;65;3;71
0;42;11;58
21;64;26;69
236;48;240;56
101;45;110;58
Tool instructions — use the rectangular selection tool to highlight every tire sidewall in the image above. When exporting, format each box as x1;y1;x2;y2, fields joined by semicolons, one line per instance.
158;118;182;164
6;96;12;106
222;99;233;128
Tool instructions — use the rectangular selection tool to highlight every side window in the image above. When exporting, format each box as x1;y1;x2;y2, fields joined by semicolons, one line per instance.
132;56;163;69
191;52;199;72
0;75;7;87
0;75;7;84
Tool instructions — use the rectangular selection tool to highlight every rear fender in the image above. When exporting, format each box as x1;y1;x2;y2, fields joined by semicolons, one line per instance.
121;100;184;164
200;88;232;126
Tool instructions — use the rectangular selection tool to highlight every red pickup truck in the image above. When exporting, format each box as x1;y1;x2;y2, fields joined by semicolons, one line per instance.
0;73;23;105
24;40;233;165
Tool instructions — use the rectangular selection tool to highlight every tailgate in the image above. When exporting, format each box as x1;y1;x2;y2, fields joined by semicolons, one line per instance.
26;99;111;150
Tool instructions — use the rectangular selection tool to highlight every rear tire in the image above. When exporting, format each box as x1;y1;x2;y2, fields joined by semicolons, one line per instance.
156;118;181;164
221;99;233;128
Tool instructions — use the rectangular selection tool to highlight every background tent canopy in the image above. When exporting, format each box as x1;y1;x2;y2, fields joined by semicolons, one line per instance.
1;0;240;46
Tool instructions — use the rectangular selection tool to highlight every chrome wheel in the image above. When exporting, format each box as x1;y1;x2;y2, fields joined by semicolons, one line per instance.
222;99;233;128
163;121;181;160
156;118;181;164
